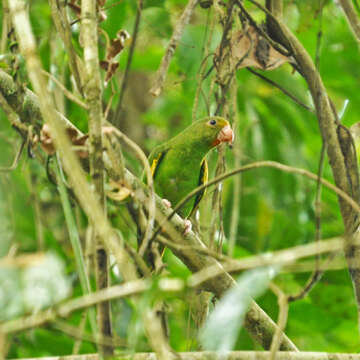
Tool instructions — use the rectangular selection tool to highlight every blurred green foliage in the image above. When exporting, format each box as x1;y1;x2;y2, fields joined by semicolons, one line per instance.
1;0;360;357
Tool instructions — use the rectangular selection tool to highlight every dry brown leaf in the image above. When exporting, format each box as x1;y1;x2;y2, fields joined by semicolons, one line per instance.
107;30;131;60
100;61;120;85
101;30;131;85
40;123;89;158
215;25;290;72
68;0;81;17
106;179;132;201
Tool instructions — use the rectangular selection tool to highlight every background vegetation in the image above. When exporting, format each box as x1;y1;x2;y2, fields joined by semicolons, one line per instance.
1;0;360;358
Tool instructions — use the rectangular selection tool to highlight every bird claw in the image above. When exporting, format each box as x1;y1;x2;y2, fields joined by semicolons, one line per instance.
162;198;172;209
183;219;192;235
161;198;191;235
102;126;114;135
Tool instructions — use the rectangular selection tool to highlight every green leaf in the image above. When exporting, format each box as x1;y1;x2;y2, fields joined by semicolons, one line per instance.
199;267;278;351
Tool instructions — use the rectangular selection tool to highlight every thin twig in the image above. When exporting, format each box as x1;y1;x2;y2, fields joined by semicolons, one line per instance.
114;0;143;124
103;0;125;11
192;11;216;120
150;0;200;96
0;91;29;135
188;236;350;288
42;70;88;109
228;82;241;256
315;0;324;69
150;160;360;243
287;147;326;303
265;0;283;19
213;0;238;115
269;283;289;360
0;138;25;172
48;0;83;95
157;234;230;262
287;261;326;302
0;280;150;334
288;2;325;301
284;254;345;274
53;320;126;348
339;0;360;45
246;68;315;113
72;311;87;354
81;0;111;353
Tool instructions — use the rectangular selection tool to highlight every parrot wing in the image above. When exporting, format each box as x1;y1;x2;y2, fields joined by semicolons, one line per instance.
148;145;208;218
150;148;168;178
188;158;208;218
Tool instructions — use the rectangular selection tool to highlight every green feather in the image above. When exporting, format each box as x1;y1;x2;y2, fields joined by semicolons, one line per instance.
148;116;231;218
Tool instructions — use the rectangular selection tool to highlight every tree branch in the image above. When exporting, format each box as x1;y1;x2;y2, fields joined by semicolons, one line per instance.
150;0;199;96
48;0;84;95
246;68;314;113
0;280;149;334
339;0;360;45
81;0;111;354
0;69;80;135
5;351;360;360
189;236;349;290
114;0;143;124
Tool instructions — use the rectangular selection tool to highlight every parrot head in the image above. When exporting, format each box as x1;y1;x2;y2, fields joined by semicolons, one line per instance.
169;116;234;153
206;116;234;147
190;116;234;148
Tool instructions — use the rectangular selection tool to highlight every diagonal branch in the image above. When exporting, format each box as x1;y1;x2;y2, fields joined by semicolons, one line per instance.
339;0;360;45
120;167;298;351
0;280;149;334
246;68;314;113
150;0;199;97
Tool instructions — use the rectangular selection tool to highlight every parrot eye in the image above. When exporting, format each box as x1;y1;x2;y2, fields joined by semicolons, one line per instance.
209;119;217;126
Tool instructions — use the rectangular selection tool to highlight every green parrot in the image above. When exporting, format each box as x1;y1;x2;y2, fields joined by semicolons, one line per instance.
148;116;234;222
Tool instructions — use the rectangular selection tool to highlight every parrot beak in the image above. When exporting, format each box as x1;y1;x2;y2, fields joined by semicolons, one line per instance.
217;124;234;145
